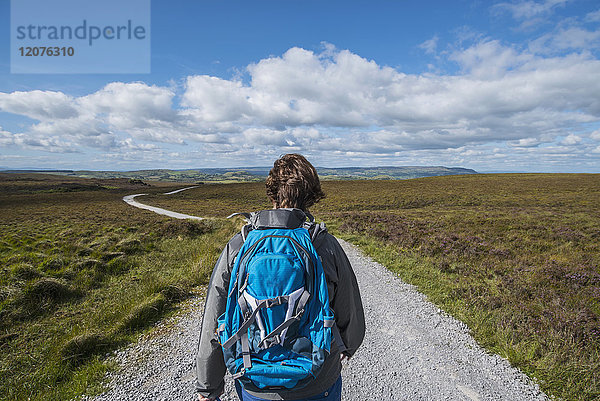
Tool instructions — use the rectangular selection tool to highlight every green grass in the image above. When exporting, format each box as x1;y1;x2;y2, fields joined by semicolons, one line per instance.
3;172;599;401
0;174;239;400
322;174;600;401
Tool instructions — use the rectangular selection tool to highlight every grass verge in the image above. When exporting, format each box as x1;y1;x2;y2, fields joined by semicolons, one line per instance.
0;175;239;400
321;174;600;401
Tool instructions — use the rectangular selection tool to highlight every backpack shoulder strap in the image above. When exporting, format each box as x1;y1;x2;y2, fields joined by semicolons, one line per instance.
240;224;253;242
302;220;347;352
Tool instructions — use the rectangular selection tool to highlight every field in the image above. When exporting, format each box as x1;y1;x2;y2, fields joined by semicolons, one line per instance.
0;173;239;400
140;174;600;401
1;173;599;400
323;175;600;401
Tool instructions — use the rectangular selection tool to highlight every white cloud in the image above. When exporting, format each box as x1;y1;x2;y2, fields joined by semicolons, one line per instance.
560;134;582;145
119;138;160;151
80;82;177;130
530;27;600;53
450;40;533;77
1;40;600;171
181;76;252;123
242;128;293;147
0;90;78;120
510;137;540;147
419;35;439;55
590;130;600;140
494;0;569;20
245;46;395;127
585;9;600;22
0;129;14;147
0;131;77;153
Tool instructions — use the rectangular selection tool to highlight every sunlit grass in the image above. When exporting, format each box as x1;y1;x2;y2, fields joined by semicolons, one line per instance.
0;174;238;400
322;174;600;401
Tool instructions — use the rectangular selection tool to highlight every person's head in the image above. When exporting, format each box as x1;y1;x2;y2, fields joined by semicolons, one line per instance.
265;154;325;212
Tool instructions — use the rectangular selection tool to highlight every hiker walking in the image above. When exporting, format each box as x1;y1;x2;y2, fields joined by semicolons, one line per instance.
195;154;365;401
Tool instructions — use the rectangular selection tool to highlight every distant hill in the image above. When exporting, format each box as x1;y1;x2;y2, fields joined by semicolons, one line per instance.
0;166;477;183
1;169;74;174
316;166;477;180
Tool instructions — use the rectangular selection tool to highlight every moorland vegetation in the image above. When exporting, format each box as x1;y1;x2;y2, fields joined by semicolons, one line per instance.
1;173;598;401
0;173;237;400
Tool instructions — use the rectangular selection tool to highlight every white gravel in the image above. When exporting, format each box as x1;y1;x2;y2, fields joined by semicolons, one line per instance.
122;189;204;221
82;239;548;401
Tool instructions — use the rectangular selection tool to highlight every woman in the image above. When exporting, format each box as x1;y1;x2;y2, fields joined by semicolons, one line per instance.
196;154;365;401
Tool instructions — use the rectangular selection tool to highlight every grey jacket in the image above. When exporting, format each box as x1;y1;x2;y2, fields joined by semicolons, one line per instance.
195;209;365;400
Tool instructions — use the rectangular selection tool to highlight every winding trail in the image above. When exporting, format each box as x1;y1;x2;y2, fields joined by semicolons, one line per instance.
99;189;549;400
122;186;203;220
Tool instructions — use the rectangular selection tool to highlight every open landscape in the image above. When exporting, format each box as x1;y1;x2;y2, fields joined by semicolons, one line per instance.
3;2;600;400
1;166;478;183
106;173;600;401
0;173;239;400
1;172;599;401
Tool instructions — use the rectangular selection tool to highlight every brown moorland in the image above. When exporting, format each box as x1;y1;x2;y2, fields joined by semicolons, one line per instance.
1;173;598;401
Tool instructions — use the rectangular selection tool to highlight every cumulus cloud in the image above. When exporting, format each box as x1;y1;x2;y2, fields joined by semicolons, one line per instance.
450;39;533;77
0;131;78;153
586;10;600;23
0;81;192;152
529;27;600;54
0;90;78;120
510;137;541;147
1;35;600;170
181;76;252;123
560;134;582;145
177;42;600;153
80;82;177;130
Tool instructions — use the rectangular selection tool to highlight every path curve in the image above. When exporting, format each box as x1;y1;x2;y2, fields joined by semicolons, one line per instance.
105;190;549;400
122;186;203;220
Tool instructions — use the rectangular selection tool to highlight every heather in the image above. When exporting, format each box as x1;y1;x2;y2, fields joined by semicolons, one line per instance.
2;172;598;401
320;174;600;401
0;174;238;400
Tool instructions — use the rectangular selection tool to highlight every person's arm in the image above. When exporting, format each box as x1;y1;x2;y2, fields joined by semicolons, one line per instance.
318;234;366;358
195;233;243;399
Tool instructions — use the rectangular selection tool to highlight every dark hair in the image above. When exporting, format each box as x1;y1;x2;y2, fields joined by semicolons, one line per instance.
265;154;325;211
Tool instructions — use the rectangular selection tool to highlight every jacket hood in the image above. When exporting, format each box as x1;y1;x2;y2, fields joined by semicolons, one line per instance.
250;208;311;229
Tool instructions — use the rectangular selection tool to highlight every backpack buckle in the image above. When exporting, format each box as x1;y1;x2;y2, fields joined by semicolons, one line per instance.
265;295;287;308
260;334;282;349
232;367;246;380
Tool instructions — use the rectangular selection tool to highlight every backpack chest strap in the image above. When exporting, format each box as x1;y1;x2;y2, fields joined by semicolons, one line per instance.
257;289;310;349
222;295;290;349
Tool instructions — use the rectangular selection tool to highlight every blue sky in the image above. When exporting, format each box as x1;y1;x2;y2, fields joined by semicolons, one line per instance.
1;0;600;172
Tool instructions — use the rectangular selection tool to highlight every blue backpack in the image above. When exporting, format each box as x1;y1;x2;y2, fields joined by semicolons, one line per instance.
218;211;335;392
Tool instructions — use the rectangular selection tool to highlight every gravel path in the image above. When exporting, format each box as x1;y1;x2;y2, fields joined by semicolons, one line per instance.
84;238;548;401
122;189;204;220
